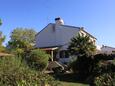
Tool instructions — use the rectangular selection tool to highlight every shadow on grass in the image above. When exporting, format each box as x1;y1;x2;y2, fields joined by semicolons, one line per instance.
49;73;89;85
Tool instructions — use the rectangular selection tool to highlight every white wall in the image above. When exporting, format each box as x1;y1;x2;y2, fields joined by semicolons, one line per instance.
100;46;115;54
79;30;96;44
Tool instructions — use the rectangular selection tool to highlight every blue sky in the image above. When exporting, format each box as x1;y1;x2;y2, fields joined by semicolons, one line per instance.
0;0;115;47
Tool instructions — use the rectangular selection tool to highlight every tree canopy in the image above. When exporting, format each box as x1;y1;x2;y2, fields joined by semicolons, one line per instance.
7;28;37;51
11;28;36;44
0;19;2;26
68;33;96;56
0;19;5;52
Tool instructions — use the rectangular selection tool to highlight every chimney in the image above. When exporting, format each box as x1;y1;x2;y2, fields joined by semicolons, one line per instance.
55;17;64;25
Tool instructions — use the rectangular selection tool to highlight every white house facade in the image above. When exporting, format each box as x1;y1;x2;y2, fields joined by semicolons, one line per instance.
35;18;96;64
100;45;115;54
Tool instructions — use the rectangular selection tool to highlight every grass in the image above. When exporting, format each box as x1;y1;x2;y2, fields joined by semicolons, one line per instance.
51;73;90;86
61;81;89;86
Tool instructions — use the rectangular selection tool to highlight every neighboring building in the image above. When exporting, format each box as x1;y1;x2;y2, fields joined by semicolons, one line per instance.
100;45;115;54
35;17;96;64
96;45;102;54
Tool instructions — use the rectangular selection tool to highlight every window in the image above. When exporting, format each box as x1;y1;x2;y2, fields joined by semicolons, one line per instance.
59;50;69;58
65;51;69;58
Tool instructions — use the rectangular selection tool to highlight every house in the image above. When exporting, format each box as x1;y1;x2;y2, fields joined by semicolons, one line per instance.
35;17;96;64
95;45;115;54
100;45;115;54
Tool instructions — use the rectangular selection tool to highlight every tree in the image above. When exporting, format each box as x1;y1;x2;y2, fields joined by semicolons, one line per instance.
68;33;96;56
10;28;36;44
0;32;5;46
0;19;5;52
68;33;96;80
0;19;2;26
7;28;36;50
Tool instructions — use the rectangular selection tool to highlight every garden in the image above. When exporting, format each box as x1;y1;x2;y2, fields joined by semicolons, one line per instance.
0;19;115;86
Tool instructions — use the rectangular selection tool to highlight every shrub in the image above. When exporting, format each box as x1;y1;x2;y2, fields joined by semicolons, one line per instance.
91;54;115;86
0;56;60;86
94;73;115;86
69;54;115;82
69;55;93;80
69;58;78;73
7;48;25;58
0;56;39;85
14;48;25;57
28;49;50;71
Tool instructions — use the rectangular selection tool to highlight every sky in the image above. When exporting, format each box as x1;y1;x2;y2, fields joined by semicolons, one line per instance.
0;0;115;47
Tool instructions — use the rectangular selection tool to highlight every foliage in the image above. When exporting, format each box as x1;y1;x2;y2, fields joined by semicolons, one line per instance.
0;45;6;52
69;54;115;82
68;33;96;79
10;28;36;43
0;56;60;86
68;33;96;56
92;54;115;75
0;19;2;26
7;28;37;52
12;48;25;57
0;19;6;52
0;56;39;86
91;54;115;86
61;81;88;86
93;60;115;86
28;49;50;71
68;33;115;85
94;73;115;86
0;32;5;45
69;55;93;80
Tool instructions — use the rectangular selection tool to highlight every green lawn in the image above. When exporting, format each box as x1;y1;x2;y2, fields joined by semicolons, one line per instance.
51;73;89;86
61;81;89;86
51;73;90;86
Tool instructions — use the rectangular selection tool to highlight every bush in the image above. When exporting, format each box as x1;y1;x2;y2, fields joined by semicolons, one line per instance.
69;54;115;82
94;73;115;86
89;54;115;86
28;49;50;71
0;56;60;86
69;55;93;80
0;56;39;85
14;48;25;57
92;60;115;86
7;48;25;58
